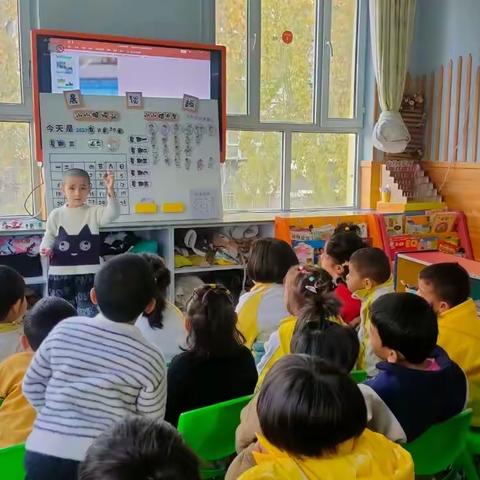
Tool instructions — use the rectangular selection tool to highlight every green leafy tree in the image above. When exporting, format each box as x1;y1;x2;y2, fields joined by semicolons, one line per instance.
0;1;32;216
217;0;358;210
0;0;21;103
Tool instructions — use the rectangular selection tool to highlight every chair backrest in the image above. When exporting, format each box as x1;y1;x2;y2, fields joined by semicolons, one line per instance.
0;443;26;480
404;409;472;476
350;370;367;383
178;394;254;462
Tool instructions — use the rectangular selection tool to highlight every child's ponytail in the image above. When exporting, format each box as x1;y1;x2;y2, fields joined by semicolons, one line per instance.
326;223;366;283
294;266;341;330
140;253;171;329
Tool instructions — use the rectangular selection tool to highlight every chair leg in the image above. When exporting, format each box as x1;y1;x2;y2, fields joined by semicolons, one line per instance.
457;449;480;480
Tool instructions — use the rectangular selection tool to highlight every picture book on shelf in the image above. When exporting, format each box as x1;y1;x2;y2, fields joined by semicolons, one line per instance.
292;240;325;265
431;212;456;234
384;215;404;235
388;235;419;253
405;215;431;234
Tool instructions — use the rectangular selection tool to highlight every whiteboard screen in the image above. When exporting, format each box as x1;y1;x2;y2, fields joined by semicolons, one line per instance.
40;93;222;223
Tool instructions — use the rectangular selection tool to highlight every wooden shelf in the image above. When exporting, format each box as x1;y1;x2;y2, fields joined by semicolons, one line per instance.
175;264;245;274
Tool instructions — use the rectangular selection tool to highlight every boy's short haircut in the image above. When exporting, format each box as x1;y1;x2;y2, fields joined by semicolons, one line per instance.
258;355;367;457
24;297;77;351
419;262;470;307
247;237;299;284
94;253;156;323
79;416;201;480
0;265;25;322
350;247;391;284
371;292;438;364
63;168;91;186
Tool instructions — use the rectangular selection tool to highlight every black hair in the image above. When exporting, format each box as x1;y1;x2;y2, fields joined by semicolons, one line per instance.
63;168;91;186
291;321;359;373
247;238;299;284
287;265;340;320
141;253;171;329
185;284;245;358
257;355;367;457
371;292;438;364
94;253;156;323
24;297;77;351
326;224;366;282
79;416;201;480
333;223;362;237
349;247;391;284
0;265;25;322
419;262;470;308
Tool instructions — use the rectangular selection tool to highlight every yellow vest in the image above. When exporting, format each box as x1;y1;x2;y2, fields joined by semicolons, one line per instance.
0;351;36;447
238;430;414;480
355;278;394;375
438;298;480;426
236;283;270;348
256;315;343;389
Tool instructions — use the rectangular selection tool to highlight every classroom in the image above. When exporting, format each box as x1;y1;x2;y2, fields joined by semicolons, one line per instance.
1;0;480;478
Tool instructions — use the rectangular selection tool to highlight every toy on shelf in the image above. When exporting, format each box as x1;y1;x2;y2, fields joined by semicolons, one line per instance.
376;210;473;261
174;225;260;269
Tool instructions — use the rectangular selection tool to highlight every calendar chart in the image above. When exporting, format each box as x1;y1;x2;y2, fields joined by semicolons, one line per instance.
49;154;130;213
40;93;223;223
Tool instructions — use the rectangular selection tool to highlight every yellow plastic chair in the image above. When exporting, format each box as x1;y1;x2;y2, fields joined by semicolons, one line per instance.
178;394;254;479
404;409;478;479
0;443;26;480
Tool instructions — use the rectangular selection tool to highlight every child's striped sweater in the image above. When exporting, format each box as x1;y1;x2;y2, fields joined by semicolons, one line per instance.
23;314;166;461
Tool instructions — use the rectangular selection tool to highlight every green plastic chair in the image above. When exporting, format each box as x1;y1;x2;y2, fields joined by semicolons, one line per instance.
466;429;480;480
177;394;254;479
404;409;477;479
0;443;26;480
350;369;367;383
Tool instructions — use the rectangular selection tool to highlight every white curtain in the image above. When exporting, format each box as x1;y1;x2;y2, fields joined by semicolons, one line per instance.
370;0;416;153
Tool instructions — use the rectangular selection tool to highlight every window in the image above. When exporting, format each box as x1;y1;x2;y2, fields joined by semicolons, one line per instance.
260;0;316;123
291;133;356;208
0;0;35;217
222;130;282;210
215;0;248;115
216;0;366;210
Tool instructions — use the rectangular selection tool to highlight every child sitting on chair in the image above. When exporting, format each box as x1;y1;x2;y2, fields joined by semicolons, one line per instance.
321;223;365;326
227;309;360;479
346;247;393;376
23;253;166;480
236;238;298;356
0;297;76;447
135;253;186;363
79;417;200;480
418;262;480;427
0;266;27;362
40;168;120;317
235;356;414;480
256;265;342;387
359;292;467;442
165;284;257;426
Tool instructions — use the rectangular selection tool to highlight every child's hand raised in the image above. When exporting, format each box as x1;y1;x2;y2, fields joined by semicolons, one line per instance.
103;171;116;197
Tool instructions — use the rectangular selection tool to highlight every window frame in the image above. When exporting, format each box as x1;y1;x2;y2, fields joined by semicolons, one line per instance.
0;0;41;219
215;0;367;212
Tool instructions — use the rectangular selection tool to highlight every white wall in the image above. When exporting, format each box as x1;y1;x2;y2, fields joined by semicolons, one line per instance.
409;0;480;76
32;0;214;43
